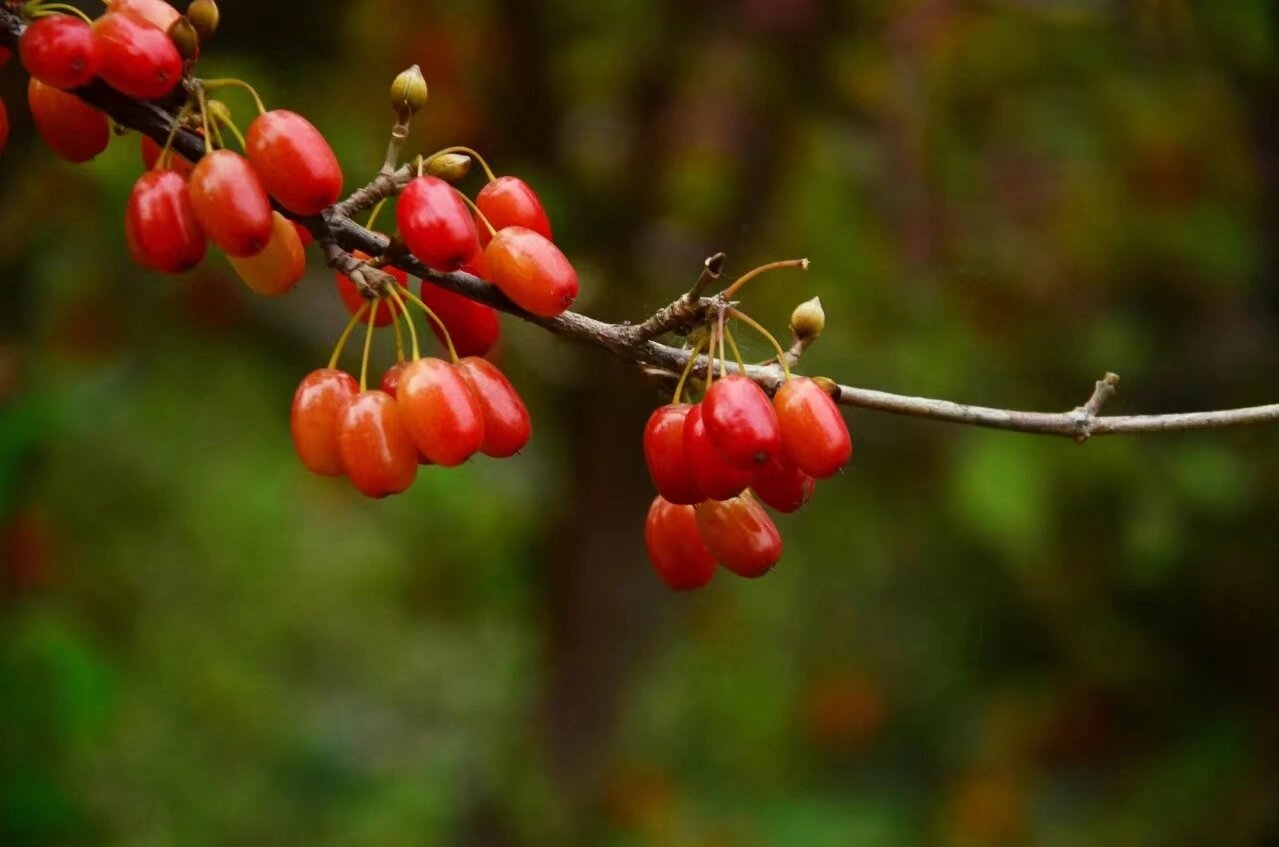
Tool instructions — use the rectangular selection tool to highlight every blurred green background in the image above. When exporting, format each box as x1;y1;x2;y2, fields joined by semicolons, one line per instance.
3;0;1279;844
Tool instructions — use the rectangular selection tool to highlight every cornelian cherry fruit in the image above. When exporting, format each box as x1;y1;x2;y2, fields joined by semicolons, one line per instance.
91;11;183;100
107;0;181;32
774;376;851;479
188;149;274;257
695;495;782;578
476;176;552;247
291;369;359;477
339;391;418;498
126;170;206;274
246;110;343;216
140;132;195;176
292;222;314;248
456;357;531;458
397;176;480;272
643;404;703;505
645;497;717;591
20;15;98;91
484;226;578;318
28;78;108;162
337;252;405;328
750;451;814;514
417;282;501;358
683;404;752;501
228;212;306;296
702;374;781;468
396;358;485;466
379;362;407;399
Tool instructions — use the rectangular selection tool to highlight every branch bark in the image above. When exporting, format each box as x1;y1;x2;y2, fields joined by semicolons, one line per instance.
4;8;1277;441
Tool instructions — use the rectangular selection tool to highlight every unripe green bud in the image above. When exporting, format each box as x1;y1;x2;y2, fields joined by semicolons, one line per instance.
168;16;200;61
187;0;219;42
389;65;429;122
790;296;825;341
426;152;472;182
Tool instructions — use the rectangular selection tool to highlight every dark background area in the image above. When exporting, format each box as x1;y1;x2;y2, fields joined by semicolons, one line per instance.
2;0;1279;844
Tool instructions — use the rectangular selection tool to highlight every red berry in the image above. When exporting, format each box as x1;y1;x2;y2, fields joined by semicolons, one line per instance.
246;110;343;216
702;374;781;469
337;251;405;328
28;78;109;163
291;368;359;477
750;452;814;514
126;170;206;274
338;390;418;498
643;404;703;505
695;496;782;578
645;497;717;591
417;283;501;358
484;226;578;317
379;362;407;399
683;403;752;501
456;356;531;458
124;205;152;269
188;149;274;257
140;132;195;176
227;212;306;296
0;47;11;70
396;358;485;466
0;98;8;159
476;176;552;247
292;222;314;248
107;0;181;32
20;15;98;91
774;377;851;479
91;11;182;100
396;176;480;272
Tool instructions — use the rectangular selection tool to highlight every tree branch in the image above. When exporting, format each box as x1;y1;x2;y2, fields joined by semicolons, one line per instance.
4;8;1277;441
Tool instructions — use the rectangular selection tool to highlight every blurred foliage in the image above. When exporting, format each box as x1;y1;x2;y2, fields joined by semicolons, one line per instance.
2;0;1279;844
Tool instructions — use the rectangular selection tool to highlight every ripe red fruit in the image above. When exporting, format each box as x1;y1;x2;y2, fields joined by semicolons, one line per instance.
338;390;418;498
291;368;359;476
645;497;717;591
107;0;181;31
397;176;480;272
140;133;195;176
292;222;314;248
683;404;752;501
126;170;206;274
750;452;814;514
484;226;578;317
456;356;531;458
417;284;501;358
28;78;109;162
702;374;781;469
396;358;485;466
379;362;407;399
337;251;406;328
476;176;552;247
246;110;343;216
774;377;852;479
188;149;274;257
20;15;98;91
227;212;306;296
695;496;782;578
91;11;183;100
643;404;703;505
124;210;152;269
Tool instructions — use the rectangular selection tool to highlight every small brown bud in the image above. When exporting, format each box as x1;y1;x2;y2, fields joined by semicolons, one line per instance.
425;152;472;182
790;296;825;341
389;65;429;122
168;16;200;61
187;0;219;42
812;376;840;400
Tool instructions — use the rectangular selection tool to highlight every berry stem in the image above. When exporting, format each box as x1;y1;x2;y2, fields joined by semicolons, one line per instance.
431;145;497;183
399;285;459;363
454;190;496;238
716;308;728;379
672;336;707;404
31;5;94;24
365;198;388;231
359;298;377;391
212;108;244;150
390;297;405;362
195;85;215;154
328;302;370;369
199;78;267;115
729;307;791;380
725;327;746;372
387;284;419;361
720;258;810;300
156;100;196;170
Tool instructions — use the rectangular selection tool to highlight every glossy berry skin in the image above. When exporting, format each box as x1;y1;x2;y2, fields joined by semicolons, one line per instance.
683;404;752;501
702;375;782;469
227;212;306;296
126;170;206;274
476;176;552;247
456;357;530;458
396;358;485;467
695;496;782;579
379;362;407;399
774;377;852;479
643;404;703;505
645;497;717;591
397;176;480;272
417;283;501;358
28;79;109;163
338;391;418;498
124;210;152;269
484;227;578;318
751;452;814;514
140;133;194;176
188;150;275;257
246;110;343;216
20;15;98;91
91;11;183;100
291;368;359;476
107;0;181;31
337;251;406;327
